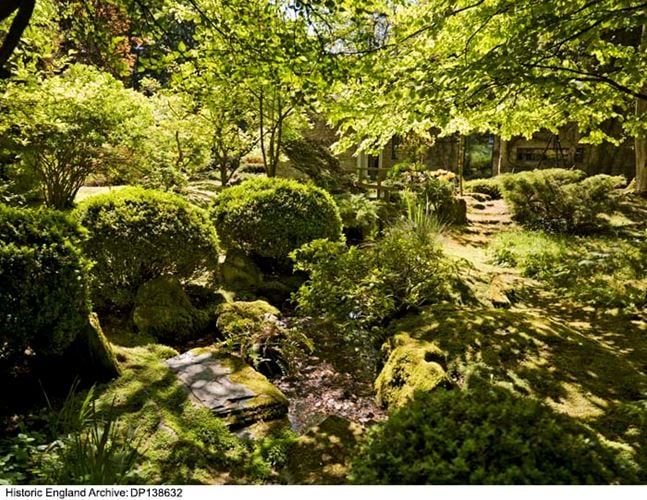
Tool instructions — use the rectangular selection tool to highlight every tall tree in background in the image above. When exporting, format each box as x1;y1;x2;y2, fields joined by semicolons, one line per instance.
330;0;647;195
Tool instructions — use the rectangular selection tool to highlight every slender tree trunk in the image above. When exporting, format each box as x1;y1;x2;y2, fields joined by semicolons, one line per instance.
0;0;35;77
259;89;268;175
496;138;507;175
636;25;647;196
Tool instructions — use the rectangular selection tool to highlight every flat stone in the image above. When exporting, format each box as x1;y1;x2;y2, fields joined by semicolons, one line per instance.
166;351;288;427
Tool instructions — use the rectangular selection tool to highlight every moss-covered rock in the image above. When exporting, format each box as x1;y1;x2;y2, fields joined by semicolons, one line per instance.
215;300;280;339
63;313;121;381
132;276;209;343
166;350;288;428
375;332;451;409
219;249;263;293
284;416;364;485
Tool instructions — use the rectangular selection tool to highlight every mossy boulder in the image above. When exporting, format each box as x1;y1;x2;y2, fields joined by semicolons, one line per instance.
446;197;468;225
375;332;451;409
215;300;280;339
133;276;209;343
284;416;364;485
62;313;121;381
220;249;263;293
166;350;288;428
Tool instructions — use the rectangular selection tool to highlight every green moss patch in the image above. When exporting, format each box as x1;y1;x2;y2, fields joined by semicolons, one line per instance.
385;305;647;478
284;416;364;485
375;333;450;408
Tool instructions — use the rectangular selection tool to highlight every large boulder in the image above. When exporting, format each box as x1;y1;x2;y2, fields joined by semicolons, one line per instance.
375;332;451;409
166;350;288;428
219;249;263;293
132;276;209;343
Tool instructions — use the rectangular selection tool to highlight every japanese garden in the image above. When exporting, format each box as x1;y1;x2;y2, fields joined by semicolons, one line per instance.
0;0;646;485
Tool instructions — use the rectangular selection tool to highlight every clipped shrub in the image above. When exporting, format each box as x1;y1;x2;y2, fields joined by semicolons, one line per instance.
464;177;502;199
211;177;342;266
74;187;219;309
0;204;91;366
351;387;637;484
499;169;625;232
333;193;380;243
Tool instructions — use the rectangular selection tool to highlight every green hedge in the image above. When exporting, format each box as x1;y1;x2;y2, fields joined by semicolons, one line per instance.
211;177;342;264
351;387;637;484
0;204;91;367
75;187;219;309
464;178;502;199
499;169;625;233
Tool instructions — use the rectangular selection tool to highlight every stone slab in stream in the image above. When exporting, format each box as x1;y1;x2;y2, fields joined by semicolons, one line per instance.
166;350;288;428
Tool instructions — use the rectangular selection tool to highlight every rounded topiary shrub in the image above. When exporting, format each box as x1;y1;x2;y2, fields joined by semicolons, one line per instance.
351;387;637;484
465;178;502;199
0;204;91;368
211;177;342;265
74;187;219;309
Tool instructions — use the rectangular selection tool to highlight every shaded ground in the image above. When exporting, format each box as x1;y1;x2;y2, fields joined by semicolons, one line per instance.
275;354;386;434
430;194;647;474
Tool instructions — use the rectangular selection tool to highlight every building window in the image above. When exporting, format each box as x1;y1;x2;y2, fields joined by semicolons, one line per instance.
391;135;401;160
516;148;545;162
574;147;585;163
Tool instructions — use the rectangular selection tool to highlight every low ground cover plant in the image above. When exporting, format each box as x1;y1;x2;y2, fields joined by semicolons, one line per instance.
491;230;646;309
74;187;219;310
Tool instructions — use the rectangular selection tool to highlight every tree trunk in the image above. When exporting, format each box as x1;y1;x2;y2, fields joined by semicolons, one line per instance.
636;25;647;196
0;0;35;76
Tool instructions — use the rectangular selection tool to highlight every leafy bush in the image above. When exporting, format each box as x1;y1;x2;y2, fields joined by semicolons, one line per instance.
0;204;91;369
465;177;502;199
499;169;625;233
491;230;647;309
74;187;219;309
333;193;380;243
387;164;456;216
351;387;637;484
292;222;458;335
211;177;342;266
0;64;155;209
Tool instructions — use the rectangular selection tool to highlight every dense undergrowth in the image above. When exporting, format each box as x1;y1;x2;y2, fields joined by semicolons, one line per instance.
1;168;646;485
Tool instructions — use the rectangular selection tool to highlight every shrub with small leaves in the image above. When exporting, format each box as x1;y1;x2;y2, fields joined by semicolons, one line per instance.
465;178;502;199
211;177;342;267
499;169;624;233
75;187;219;309
0;204;91;370
351;387;638;484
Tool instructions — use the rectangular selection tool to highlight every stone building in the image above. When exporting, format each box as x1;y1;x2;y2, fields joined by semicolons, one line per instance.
338;123;636;182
